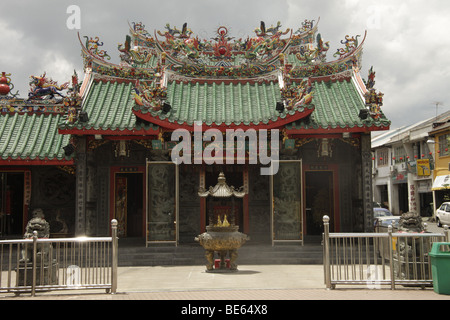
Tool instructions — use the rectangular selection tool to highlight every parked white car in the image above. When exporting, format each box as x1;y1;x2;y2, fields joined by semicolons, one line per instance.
435;202;450;227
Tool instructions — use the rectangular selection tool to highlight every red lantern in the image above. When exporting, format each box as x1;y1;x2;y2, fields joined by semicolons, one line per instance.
0;72;12;96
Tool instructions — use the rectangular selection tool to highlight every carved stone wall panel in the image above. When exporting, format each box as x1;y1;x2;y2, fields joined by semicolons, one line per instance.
339;163;352;231
178;206;200;243
179;166;201;243
249;206;270;242
31;167;75;235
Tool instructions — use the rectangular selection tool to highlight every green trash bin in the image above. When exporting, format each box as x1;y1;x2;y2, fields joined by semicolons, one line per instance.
429;242;450;294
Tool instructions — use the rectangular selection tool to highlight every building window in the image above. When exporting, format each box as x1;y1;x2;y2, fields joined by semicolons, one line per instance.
394;146;407;163
377;148;389;166
438;134;450;157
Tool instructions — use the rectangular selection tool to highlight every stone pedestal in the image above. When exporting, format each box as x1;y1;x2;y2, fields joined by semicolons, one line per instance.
16;261;58;287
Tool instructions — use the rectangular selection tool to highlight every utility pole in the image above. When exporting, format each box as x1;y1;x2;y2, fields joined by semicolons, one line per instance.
433;101;444;122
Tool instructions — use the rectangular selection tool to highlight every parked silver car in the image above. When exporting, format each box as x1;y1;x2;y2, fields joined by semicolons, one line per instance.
436;202;450;227
373;207;393;218
374;216;400;232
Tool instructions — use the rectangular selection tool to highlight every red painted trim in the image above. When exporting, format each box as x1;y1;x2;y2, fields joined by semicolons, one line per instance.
132;107;315;132
0;159;74;166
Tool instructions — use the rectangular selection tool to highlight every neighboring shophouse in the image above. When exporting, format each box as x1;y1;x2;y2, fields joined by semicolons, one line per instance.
428;120;450;214
372;111;450;216
1;20;390;244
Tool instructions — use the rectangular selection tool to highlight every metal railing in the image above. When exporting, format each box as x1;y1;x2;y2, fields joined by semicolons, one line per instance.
323;215;449;290
0;219;118;297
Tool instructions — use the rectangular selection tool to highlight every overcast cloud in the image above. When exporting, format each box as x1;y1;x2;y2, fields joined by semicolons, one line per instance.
1;0;449;130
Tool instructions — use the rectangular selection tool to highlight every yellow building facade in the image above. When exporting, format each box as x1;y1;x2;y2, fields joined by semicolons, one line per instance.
429;121;450;213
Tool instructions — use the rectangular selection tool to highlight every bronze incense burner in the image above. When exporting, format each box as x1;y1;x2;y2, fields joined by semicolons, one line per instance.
195;172;249;272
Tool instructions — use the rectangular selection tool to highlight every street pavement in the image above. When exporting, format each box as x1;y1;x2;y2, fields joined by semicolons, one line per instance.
2;219;449;304
2;264;450;302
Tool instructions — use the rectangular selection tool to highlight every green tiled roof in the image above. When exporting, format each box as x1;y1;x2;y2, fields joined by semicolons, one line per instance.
59;80;159;133
70;76;388;133
285;79;390;131
0;113;72;162
133;80;314;127
139;81;280;126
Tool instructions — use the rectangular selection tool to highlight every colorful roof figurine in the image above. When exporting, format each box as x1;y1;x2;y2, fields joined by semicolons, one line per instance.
59;19;390;135
0;72;77;165
0;19;391;166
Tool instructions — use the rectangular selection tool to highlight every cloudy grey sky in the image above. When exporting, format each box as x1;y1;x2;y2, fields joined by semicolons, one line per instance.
1;0;449;130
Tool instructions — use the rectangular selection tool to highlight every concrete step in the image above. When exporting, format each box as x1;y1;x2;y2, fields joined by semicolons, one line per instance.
117;238;324;266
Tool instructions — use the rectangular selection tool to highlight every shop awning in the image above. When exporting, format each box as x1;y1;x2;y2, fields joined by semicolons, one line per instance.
432;174;450;191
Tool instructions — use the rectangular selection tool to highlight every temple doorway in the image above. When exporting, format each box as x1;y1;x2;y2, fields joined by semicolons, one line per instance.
113;171;144;237
305;170;334;236
0;172;25;236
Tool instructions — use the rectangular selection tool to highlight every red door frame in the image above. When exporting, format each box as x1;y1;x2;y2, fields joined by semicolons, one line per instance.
303;164;340;234
0;167;31;233
109;166;146;237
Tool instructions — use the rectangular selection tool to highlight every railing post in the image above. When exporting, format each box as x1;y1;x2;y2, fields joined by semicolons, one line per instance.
31;231;38;297
323;215;331;289
111;219;118;294
388;225;395;290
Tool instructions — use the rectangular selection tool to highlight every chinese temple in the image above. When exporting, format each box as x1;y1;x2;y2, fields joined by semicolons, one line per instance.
0;19;390;245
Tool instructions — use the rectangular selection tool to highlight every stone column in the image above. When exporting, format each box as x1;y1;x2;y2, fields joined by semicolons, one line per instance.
361;133;374;232
85;151;97;236
75;137;87;236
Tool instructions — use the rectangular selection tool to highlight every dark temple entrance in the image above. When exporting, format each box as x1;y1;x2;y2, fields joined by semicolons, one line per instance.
114;171;144;237
0;172;25;236
305;170;334;236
